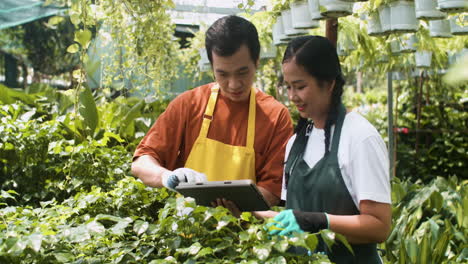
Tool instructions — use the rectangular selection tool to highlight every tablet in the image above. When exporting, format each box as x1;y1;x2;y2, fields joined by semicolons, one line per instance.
175;180;270;211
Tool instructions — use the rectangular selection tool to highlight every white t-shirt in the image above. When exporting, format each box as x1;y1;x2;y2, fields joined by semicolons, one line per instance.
281;111;391;210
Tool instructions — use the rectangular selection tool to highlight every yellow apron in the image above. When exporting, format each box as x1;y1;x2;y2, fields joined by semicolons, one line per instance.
185;84;256;182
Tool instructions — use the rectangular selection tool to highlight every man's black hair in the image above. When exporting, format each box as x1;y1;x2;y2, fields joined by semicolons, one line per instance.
205;15;260;64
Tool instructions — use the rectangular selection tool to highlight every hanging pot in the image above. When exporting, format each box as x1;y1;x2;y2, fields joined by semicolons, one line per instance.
392;71;407;80
291;1;320;29
415;0;446;20
282;10;309;36
368;11;387;36
390;1;419;33
391;40;401;54
415;51;433;67
437;0;468;12
198;48;211;72
399;34;417;53
450;15;468;35
308;0;326;20
429;19;453;37
378;5;392;33
273;16;288;45
260;44;277;59
336;44;349;56
377;54;389;62
318;0;354;18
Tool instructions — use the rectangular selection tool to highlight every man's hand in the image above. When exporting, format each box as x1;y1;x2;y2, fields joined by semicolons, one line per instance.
161;168;207;190
211;198;242;217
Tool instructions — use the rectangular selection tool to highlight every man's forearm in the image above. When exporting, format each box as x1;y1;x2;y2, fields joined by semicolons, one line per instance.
131;155;169;187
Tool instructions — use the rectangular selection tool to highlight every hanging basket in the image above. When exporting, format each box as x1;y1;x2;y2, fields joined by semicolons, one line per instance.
450;16;468;35
318;0;354;18
198;48;211;72
378;5;392;33
273;17;288;45
308;0;326;20
399;34;418;53
260;44;278;59
415;0;447;20
437;0;468;12
282;10;309;36
291;1;320;29
367;11;387;36
415;51;433;68
390;1;419;33
429;19;453;37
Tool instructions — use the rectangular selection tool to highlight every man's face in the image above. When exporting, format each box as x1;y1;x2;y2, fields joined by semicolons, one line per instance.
211;44;258;102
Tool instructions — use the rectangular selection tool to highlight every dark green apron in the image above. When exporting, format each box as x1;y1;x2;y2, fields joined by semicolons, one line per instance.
285;104;381;264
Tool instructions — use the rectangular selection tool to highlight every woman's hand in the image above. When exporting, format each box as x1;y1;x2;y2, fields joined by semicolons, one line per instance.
211;198;242;217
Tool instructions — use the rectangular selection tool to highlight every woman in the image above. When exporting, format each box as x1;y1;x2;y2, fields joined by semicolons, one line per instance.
261;36;392;263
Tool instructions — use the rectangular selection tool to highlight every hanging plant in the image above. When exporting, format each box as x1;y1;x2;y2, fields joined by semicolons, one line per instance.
415;0;446;20
390;1;419;33
272;16;289;45
415;50;433;67
367;11;387;36
291;0;320;29
308;0;326;20
398;34;418;53
318;0;354;18
378;5;392;33
449;15;468;35
282;9;309;36
437;0;468;12
429;19;453;37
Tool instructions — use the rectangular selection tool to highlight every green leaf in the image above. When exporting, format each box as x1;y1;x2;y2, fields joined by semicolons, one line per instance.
55;252;74;262
304;234;318;252
75;29;92;49
320;229;336;252
265;256;287;264
335;233;354;255
79;86;99;137
86;221;106;235
67;43;80;53
133;220;149;236
252;245;271;261
48;16;64;25
195;247;213;259
273;239;288;253
27;234;43;252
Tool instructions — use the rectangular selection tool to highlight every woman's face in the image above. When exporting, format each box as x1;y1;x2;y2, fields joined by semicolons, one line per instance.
282;58;333;120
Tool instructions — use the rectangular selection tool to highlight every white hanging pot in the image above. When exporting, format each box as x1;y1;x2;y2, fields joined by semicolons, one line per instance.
429;19;453;37
391;40;401;54
367;11;386;36
260;44;277;59
336;44;349;56
399;34;417;53
273;17;288;45
437;0;468;12
282;9;309;36
390;1;419;33
392;71;406;80
378;5;392;33
198;48;211;72
450;16;468;36
415;51;433;67
318;0;354;18
308;0;326;20
291;1;320;29
415;0;446;20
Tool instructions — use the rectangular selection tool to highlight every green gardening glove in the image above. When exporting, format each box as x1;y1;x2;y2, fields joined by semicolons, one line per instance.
267;209;304;237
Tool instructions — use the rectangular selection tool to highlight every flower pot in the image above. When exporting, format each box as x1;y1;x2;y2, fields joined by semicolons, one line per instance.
198;48;211;72
391;40;401;54
429;19;453;37
318;0;354;18
291;1;320;29
367;12;386;36
378;5;392;33
399;34;417;53
415;51;433;67
282;10;309;36
308;0;326;20
273;17;288;45
450;16;468;35
437;0;468;12
415;0;446;20
260;44;277;59
390;1;419;33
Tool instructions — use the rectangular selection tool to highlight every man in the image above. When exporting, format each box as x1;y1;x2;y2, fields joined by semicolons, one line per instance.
131;15;293;206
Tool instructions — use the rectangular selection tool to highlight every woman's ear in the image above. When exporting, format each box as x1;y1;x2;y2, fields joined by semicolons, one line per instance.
327;79;336;93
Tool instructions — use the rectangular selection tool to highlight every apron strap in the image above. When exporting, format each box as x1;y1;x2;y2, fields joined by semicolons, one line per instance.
330;103;347;155
246;87;256;149
199;85;220;138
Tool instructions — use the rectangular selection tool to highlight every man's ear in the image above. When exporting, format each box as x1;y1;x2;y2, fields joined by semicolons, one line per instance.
255;58;260;69
328;79;336;93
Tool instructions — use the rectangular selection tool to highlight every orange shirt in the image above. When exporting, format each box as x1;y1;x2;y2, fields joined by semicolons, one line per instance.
134;82;293;197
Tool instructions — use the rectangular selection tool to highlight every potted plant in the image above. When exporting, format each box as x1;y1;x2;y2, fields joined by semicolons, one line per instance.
398;34;418;53
390;1;419;33
429;19;452;37
260;44;278;59
308;0;326;20
367;11;387;36
282;9;309;36
378;5;392;33
272;16;288;45
415;50;433;67
450;15;468;35
437;0;468;12
415;0;446;20
291;0;320;29
391;40;402;54
318;0;354;18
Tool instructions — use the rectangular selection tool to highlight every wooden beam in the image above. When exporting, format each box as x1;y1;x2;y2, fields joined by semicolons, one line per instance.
325;18;338;48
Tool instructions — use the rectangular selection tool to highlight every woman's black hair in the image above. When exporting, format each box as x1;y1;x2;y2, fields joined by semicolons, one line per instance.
283;35;345;156
205;15;260;65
